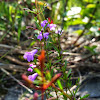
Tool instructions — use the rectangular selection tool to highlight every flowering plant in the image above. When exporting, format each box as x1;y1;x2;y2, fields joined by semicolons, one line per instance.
21;1;88;100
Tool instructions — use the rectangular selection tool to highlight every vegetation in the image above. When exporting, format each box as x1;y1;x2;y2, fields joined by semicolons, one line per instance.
0;0;100;100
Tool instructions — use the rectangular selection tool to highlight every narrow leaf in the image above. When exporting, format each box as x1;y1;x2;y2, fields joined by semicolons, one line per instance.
67;69;72;77
34;68;41;76
57;79;63;90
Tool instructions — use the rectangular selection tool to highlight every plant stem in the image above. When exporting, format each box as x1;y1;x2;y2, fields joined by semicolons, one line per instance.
55;89;59;100
52;83;73;100
58;34;62;59
41;89;44;100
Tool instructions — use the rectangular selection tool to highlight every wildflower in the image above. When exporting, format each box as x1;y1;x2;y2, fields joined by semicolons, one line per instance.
50;24;56;31
23;49;38;62
28;73;38;81
28;64;36;72
37;32;49;41
55;29;62;35
37;32;43;41
41;20;49;28
43;32;49;39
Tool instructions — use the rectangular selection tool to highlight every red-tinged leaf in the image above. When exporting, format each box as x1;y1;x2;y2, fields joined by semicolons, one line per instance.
22;74;33;84
51;73;62;83
22;74;42;90
43;73;62;90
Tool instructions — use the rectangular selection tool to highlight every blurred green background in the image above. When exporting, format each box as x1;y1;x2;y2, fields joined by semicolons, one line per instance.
0;0;100;43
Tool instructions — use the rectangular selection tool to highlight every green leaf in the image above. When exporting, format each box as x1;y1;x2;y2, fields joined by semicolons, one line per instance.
18;22;21;41
68;18;85;25
67;69;72;77
33;58;37;65
64;60;67;68
73;30;83;35
83;0;93;3
34;17;38;21
29;41;36;47
91;45;97;50
35;21;41;30
62;60;67;72
53;46;59;52
53;59;62;66
33;80;42;84
34;68;41;76
84;46;91;51
9;5;13;22
57;80;63;90
80;94;90;99
84;45;97;54
51;69;54;77
48;51;53;55
86;4;96;8
46;71;51;80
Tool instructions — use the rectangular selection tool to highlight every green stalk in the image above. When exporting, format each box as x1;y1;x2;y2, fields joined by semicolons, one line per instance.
52;84;72;100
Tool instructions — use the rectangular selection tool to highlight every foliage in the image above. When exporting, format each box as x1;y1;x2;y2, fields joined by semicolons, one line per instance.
1;0;100;100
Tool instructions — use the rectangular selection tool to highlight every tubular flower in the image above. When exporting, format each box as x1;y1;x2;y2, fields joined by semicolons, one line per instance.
37;32;43;41
23;49;38;62
28;64;36;72
41;20;50;28
43;32;49;39
55;29;62;35
37;32;49;41
28;73;38;81
50;24;56;31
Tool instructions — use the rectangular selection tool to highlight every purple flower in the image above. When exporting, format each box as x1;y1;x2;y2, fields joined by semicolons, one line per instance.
37;32;49;41
37;32;43;41
28;68;33;72
55;29;62;35
41;20;49;28
23;49;38;62
28;73;38;81
43;32;49;39
28;64;36;72
30;64;36;68
50;24;56;31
